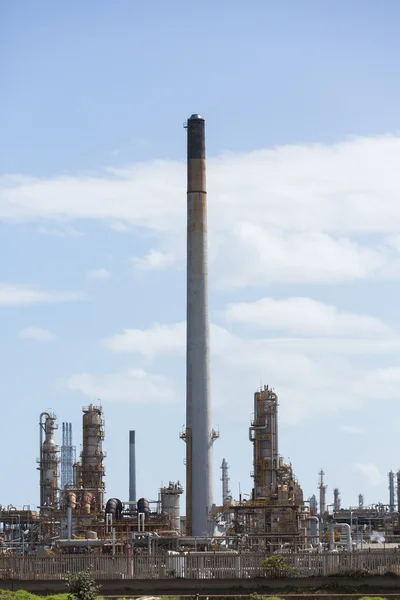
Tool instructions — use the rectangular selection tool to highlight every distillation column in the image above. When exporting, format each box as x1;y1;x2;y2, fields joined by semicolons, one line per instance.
39;412;60;510
183;114;218;536
318;470;327;516
333;488;341;511
389;471;395;512
249;386;279;499
81;404;105;512
397;471;400;512
221;458;231;506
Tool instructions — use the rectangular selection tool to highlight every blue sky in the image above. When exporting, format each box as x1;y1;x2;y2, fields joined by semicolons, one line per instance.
1;0;400;512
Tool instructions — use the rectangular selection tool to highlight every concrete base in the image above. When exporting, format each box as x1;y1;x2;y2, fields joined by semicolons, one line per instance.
1;576;400;596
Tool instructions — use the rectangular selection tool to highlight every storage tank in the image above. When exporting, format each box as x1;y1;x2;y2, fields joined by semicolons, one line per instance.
137;497;150;520
160;482;184;531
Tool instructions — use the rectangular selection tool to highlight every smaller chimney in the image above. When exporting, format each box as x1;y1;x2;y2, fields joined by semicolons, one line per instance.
129;431;136;502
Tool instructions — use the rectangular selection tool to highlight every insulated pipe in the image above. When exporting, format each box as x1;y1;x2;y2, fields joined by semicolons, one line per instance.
306;516;320;544
329;523;335;550
330;523;352;552
341;523;352;551
249;418;268;441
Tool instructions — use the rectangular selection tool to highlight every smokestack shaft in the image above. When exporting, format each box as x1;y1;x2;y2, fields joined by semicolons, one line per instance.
186;114;213;536
129;431;136;502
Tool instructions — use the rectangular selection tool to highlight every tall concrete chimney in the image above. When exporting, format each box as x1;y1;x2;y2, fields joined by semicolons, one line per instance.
183;114;217;536
129;430;136;502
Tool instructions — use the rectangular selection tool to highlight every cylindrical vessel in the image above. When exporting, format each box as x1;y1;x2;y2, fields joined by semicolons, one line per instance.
67;492;76;509
137;497;150;520
161;482;183;531
85;530;98;540
82;491;93;515
105;497;123;522
186;114;213;536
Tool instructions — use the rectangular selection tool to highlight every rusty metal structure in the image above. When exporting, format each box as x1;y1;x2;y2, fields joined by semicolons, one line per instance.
80;404;105;512
211;385;306;550
249;386;279;499
38;412;60;511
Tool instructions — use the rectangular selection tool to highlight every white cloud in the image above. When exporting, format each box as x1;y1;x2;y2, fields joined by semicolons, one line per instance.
0;283;82;306
4;136;400;286
214;225;398;288
340;425;365;435
102;318;400;425
354;463;383;487
37;225;82;237
67;368;178;404
110;221;130;232
133;250;175;271
104;322;186;356
0;161;184;232
224;297;389;337
19;327;57;342
86;268;110;280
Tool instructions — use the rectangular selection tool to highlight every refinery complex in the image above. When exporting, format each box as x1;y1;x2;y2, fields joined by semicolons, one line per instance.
1;115;398;562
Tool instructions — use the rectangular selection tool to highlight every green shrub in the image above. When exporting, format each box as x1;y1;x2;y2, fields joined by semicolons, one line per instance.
249;595;283;600
260;554;298;578
66;569;101;600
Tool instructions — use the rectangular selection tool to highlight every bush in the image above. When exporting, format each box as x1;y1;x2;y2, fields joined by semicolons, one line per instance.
359;597;388;600
249;595;283;600
260;554;298;578
66;569;101;600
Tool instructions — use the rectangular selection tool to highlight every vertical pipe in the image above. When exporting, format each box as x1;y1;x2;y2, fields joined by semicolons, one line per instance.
67;506;72;539
129;431;136;502
397;471;400;512
186;114;213;536
389;471;395;512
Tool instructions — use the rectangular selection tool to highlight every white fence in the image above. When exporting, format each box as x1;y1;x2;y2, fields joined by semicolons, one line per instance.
1;550;400;580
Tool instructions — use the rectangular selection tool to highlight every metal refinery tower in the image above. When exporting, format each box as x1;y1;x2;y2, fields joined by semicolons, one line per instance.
181;114;218;536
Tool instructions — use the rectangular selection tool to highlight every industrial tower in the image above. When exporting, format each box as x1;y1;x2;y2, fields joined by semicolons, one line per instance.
181;114;218;536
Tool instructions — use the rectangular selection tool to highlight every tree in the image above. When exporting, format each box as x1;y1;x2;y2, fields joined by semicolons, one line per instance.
66;568;101;600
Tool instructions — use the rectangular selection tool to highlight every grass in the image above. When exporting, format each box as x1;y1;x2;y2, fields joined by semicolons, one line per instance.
0;594;70;600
